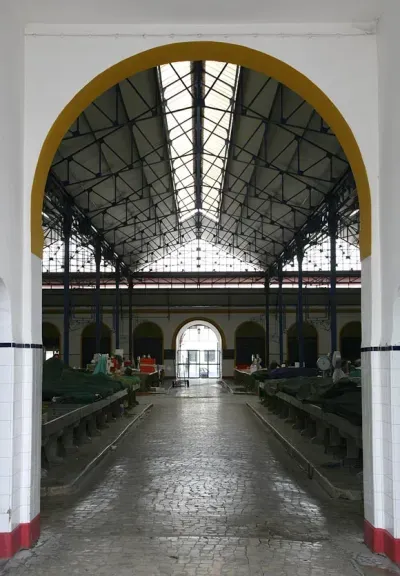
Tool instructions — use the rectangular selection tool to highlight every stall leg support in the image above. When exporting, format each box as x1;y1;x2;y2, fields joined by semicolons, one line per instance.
75;419;92;445
62;426;78;455
44;435;64;466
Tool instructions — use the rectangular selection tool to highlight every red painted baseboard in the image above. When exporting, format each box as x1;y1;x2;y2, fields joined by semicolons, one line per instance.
0;514;40;558
364;519;400;564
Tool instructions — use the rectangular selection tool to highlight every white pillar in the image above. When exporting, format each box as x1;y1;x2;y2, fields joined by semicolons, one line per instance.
0;10;41;557
363;0;400;562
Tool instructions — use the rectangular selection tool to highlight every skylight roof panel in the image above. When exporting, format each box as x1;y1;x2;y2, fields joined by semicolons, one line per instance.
202;62;239;220
159;62;195;219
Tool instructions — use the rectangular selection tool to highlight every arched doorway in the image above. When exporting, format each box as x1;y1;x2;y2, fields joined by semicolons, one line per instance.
26;41;374;557
235;322;265;367
42;322;61;360
175;320;222;379
287;323;318;368
133;322;163;365
340;321;362;363
81;322;111;368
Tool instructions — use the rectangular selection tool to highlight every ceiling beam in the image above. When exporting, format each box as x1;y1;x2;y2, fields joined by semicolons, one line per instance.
233;81;281;245
274;168;355;271
193;61;203;233
45;171;131;279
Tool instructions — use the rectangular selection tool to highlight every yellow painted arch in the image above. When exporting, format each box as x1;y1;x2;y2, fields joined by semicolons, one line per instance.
31;41;371;260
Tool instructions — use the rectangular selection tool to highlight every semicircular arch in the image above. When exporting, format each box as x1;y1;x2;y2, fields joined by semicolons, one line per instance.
171;317;226;350
31;42;371;261
133;321;164;365
81;322;112;368
81;322;112;338
235;321;265;339
287;322;318;339
235;321;265;367
286;321;318;367
340;321;362;362
134;321;163;339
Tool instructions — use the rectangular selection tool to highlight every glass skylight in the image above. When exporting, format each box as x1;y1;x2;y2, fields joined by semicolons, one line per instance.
159;62;195;222
140;239;261;273
202;62;239;220
158;61;239;223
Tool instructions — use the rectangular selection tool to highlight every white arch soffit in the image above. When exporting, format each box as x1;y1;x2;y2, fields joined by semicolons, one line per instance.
176;320;222;350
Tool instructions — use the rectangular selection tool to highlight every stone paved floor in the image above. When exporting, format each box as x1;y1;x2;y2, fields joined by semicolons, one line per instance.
168;378;227;398
1;381;398;575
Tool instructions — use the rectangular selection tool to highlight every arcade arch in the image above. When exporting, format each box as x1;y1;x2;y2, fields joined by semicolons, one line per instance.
133;321;163;365
42;322;61;360
81;322;112;368
287;322;318;368
235;321;266;368
340;321;362;363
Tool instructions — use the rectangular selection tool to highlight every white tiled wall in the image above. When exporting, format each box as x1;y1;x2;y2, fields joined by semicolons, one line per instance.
0;346;42;535
363;350;385;530
0;347;14;536
363;346;400;539
0;336;42;540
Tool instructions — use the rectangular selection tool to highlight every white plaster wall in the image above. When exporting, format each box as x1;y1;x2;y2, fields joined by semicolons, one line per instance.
43;308;361;376
0;9;43;537
0;12;25;343
377;1;400;345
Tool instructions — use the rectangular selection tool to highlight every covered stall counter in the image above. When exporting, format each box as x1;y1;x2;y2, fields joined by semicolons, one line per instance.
136;355;165;391
255;353;363;472
41;353;141;472
234;353;264;392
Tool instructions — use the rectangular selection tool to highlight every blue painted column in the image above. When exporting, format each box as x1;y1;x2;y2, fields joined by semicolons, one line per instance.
264;270;270;368
278;261;284;365
115;261;120;350
63;206;72;365
95;239;102;353
297;248;305;368
329;205;338;357
128;277;133;362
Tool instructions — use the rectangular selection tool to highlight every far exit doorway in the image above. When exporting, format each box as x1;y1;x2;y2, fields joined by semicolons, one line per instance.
176;323;221;379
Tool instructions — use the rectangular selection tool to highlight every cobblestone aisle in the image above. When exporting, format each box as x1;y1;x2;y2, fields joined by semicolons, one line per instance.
0;383;395;575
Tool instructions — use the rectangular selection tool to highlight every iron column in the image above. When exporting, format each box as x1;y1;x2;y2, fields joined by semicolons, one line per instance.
95;239;102;353
297;247;305;368
63;205;72;365
128;277;133;362
329;203;338;357
115;260;120;350
278;261;284;365
264;270;270;369
193;61;203;234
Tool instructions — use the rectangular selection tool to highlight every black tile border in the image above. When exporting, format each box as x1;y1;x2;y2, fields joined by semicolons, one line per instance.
0;343;43;349
361;346;400;353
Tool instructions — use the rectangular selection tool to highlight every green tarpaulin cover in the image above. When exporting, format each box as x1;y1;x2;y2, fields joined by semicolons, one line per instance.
43;357;130;404
262;375;362;426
